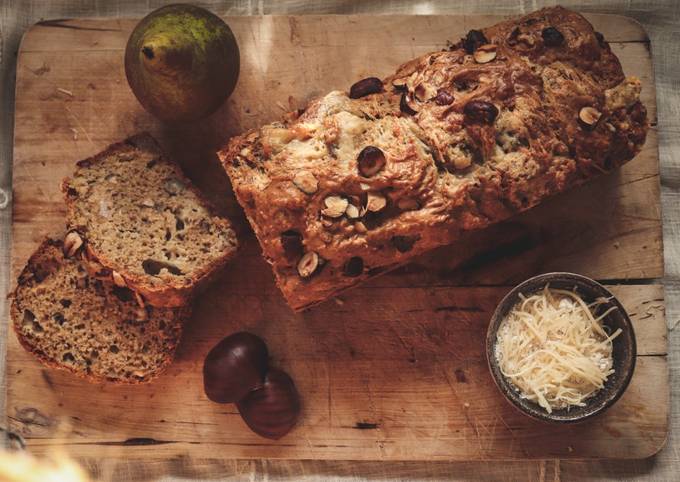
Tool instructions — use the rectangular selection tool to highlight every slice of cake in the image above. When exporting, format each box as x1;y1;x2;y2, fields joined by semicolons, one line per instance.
63;133;238;307
11;238;188;384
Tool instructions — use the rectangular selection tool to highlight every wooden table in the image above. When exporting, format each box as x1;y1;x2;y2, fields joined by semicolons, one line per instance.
1;1;678;480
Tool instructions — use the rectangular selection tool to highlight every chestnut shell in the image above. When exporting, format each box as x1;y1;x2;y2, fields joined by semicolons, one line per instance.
237;368;301;440
203;332;269;404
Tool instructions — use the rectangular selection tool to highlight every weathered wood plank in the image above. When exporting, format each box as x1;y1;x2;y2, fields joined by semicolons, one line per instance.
8;14;667;463
6;282;668;460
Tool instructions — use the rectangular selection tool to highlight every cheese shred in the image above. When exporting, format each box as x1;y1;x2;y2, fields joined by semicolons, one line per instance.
495;285;621;413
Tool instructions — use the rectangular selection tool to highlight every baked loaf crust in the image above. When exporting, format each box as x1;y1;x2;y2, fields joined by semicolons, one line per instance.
218;7;648;311
11;238;187;384
63;133;238;308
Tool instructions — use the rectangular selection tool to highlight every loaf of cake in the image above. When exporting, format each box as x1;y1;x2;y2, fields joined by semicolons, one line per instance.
63;134;238;308
218;7;648;310
11;238;187;383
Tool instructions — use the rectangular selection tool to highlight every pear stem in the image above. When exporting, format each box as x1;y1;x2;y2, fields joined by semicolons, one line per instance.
141;35;193;74
141;46;155;60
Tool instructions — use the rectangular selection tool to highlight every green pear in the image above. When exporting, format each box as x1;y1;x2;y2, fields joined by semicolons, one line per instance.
125;4;240;123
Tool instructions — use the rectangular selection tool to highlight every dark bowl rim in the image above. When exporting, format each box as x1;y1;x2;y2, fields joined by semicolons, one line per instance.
485;272;637;424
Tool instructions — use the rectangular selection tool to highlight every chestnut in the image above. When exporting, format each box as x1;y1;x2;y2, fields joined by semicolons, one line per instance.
463;100;499;124
237;368;301;440
462;29;488;54
542;27;564;47
203;332;269;404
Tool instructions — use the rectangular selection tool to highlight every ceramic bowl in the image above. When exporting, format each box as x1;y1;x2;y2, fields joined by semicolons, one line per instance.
486;272;636;423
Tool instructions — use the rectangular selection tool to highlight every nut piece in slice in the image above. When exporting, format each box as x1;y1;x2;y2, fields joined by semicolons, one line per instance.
473;44;497;63
366;192;387;212
111;270;127;288
321;196;349;218
62;133;238;308
400;92;419;115
63;231;83;258
391;77;408;91
357;146;386;177
434;90;454;106
542;26;565;47
579;106;602;128
11;238;187;384
463;29;488;54
345;204;361;219
297;251;319;278
464;100;499;124
293;171;318;194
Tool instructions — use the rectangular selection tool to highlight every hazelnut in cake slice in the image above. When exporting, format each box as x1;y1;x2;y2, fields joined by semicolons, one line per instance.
63;133;238;307
11;238;187;383
218;6;648;311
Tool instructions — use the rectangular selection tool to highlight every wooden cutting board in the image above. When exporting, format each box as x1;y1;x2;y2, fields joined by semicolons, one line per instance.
7;14;667;461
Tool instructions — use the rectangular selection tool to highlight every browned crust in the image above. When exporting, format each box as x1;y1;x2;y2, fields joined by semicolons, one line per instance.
218;7;649;311
10;238;189;384
62;133;238;308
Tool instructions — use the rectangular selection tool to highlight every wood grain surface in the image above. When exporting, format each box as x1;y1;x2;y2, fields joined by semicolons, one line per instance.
6;13;668;464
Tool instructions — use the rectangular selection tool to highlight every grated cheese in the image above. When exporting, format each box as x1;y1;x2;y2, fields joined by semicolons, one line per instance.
495;285;622;413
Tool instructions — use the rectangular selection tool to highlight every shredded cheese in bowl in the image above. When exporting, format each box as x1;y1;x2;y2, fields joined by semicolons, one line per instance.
494;285;622;413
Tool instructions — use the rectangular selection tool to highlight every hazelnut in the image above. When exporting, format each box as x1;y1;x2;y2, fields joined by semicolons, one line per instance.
473;44;497;64
297;251;319;278
508;27;535;47
366;192;387;212
542;27;565;47
321;196;349;218
354;221;368;234
349;77;383;99
357;146;386;177
462;29;488;54
579;106;602;128
111;271;127;288
400;92;418;115
463;100;499;124
345;204;361;219
134;291;145;309
434;90;454;106
63;231;83;258
293;171;318;194
391;77;408;91
454;156;472;170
